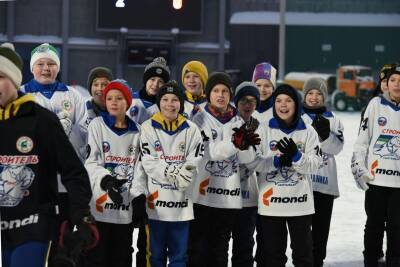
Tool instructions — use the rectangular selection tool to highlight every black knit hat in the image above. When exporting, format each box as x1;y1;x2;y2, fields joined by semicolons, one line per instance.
143;57;171;84
387;65;400;84
272;84;302;128
87;67;114;94
0;43;23;87
156;80;185;114
380;63;398;82
204;72;233;101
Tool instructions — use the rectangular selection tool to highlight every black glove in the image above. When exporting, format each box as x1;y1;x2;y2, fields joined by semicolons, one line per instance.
279;153;293;167
232;124;261;150
131;194;148;228
53;211;99;266
312;114;330;141
276;137;299;159
100;175;127;205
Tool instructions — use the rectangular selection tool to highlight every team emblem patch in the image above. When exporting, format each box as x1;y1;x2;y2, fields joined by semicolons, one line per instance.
128;145;135;155
156;68;163;74
377;117;387;127
211;129;218;140
178;142;185;153
102;141;110;153
129;106;138;117
61;100;72;111
270;140;278;151
16;136;34;153
155;140;162;152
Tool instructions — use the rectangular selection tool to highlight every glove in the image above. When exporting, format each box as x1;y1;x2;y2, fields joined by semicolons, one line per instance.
57;110;73;136
279;153;293;167
312;114;330;141
232;124;261;150
100;175;127;205
351;160;374;191
276;137;300;160
165;164;197;191
131;194;147;227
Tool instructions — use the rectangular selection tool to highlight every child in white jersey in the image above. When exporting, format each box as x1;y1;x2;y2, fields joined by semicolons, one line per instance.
133;81;203;266
84;79;141;267
301;77;344;266
352;66;400;266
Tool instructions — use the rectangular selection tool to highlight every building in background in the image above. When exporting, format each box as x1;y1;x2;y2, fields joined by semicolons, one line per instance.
0;0;399;88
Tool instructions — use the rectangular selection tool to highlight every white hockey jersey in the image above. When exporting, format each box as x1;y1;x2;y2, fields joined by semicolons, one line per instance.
209;115;259;207
353;95;400;188
302;110;344;197
191;106;243;209
21;81;89;162
139;112;203;222
126;91;159;125
245;117;322;217
183;99;207;120
85;114;141;224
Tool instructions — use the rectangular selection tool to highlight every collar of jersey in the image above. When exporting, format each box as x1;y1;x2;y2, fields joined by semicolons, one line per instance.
257;97;273;113
185;91;206;104
151;112;189;135
268;117;307;134
24;79;68;99
380;94;400;111
101;113;138;135
134;90;155;109
0;93;35;120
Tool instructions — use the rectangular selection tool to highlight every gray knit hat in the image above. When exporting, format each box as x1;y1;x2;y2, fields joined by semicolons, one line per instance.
303;77;328;104
87;67;114;94
143;57;170;84
234;81;260;108
0;43;23;88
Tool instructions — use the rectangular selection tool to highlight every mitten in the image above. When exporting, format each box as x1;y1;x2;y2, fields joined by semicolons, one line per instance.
312;114;330;141
100;175;127;205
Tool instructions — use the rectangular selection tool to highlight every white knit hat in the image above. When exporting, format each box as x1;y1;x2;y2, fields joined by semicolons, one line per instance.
0;43;23;88
30;43;60;71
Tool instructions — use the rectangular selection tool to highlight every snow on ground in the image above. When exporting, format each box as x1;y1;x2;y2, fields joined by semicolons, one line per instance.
132;111;377;266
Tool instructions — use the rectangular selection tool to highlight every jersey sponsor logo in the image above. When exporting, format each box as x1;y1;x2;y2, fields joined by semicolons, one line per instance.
0;214;39;230
16;136;34;153
102;141;110;153
0;155;39;165
262;188;273;206
0;165;35;207
263;188;308;206
96;193;108;212
265;168;300;186
377;117;387;126
311;174;328;185
151;178;178;190
104;202;130;211
129;106;138;117
95;193;131;213
147;191;159;209
159;155;185;162
105;155;137;165
371;160;400;177
373;135;400;160
382;129;400;135
205;157;238;178
198;178;240;196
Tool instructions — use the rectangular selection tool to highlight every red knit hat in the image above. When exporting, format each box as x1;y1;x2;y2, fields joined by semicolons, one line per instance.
103;79;133;108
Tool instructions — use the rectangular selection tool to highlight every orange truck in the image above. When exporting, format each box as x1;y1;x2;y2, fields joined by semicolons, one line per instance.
283;65;376;111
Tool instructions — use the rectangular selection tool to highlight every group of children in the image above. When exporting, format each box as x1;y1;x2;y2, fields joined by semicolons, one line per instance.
0;41;399;267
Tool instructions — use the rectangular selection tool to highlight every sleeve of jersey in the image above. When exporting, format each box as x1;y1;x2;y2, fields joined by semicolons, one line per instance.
139;124;170;184
352;99;374;164
45;109;92;212
182;125;204;170
84;121;110;189
130;158;149;199
208;122;239;160
320;116;344;155
71;88;89;139
292;128;323;174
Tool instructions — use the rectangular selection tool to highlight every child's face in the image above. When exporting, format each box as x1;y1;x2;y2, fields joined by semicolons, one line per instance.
146;77;165;96
275;94;295;124
210;84;230;111
305;89;324;107
388;74;400;102
32;58;59;85
255;79;273;101
238;96;257;121
380;79;388;92
183;72;203;96
91;77;110;107
105;89;128;118
0;74;18;107
160;94;180;121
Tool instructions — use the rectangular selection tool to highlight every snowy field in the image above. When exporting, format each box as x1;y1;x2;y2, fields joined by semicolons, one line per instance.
131;111;375;267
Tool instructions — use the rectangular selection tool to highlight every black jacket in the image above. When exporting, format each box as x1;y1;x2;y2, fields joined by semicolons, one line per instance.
0;93;92;248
